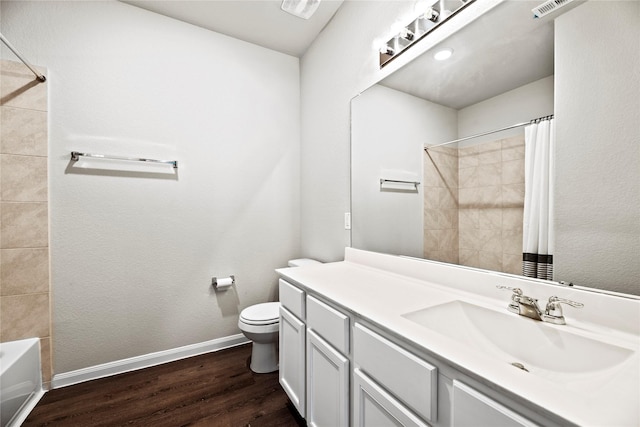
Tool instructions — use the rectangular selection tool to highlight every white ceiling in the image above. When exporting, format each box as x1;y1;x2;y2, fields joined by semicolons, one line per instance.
380;1;555;109
122;0;344;57
122;0;556;109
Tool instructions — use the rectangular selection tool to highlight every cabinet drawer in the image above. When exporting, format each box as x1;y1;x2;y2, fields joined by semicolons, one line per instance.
354;323;437;423
306;295;350;354
354;369;430;427
279;279;305;320
453;381;538;427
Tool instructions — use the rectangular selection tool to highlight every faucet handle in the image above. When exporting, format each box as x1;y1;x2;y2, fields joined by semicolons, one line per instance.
496;285;523;296
496;285;523;314
543;296;584;325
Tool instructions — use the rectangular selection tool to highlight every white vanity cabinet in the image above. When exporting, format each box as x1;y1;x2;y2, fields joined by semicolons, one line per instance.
279;280;351;426
279;278;547;427
306;295;350;427
353;322;438;426
452;381;539;427
353;368;430;427
279;279;307;417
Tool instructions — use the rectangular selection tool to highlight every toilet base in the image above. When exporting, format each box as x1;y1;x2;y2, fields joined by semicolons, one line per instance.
249;341;278;373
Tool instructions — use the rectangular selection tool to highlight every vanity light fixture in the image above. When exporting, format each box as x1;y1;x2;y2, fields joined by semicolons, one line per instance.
434;48;453;61
378;0;475;68
281;0;321;20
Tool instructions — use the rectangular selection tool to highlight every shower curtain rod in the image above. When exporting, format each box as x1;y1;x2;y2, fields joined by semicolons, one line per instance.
0;33;46;82
425;114;553;150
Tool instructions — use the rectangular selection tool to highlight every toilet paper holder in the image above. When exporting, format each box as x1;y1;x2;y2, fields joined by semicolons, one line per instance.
212;275;235;291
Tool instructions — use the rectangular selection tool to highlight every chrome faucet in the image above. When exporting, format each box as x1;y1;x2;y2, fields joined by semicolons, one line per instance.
497;285;583;325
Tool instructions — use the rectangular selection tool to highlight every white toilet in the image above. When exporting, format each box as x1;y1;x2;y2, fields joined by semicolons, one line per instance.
238;258;321;373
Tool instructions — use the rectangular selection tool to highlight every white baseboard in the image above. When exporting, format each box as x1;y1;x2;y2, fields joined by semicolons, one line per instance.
52;334;249;389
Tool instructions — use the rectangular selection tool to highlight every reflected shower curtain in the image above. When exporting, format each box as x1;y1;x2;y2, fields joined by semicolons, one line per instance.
523;118;555;280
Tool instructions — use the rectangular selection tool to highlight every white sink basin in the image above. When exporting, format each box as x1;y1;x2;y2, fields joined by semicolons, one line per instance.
402;301;634;375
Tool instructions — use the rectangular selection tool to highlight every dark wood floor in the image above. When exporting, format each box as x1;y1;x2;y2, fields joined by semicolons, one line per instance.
24;344;305;427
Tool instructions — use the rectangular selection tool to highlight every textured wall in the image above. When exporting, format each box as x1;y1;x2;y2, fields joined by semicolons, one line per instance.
1;1;301;373
554;1;640;294
0;59;51;384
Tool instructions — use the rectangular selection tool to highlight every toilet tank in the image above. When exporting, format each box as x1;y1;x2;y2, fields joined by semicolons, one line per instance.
288;258;321;267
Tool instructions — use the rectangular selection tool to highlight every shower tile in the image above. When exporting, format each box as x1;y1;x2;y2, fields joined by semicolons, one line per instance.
1;154;48;202
1;106;48;156
478;186;502;208
459;208;479;230
477;141;501;164
424;209;442;230
425;187;457;209
440;186;458;208
503;253;522;275
458;187;481;208
458;145;479;168
0;60;47;111
0;293;49;340
459;228;479;250
0;202;48;248
478;251;502;272
40;337;52;385
478;208;502;230
501;136;525;161
424;189;438;210
502;208;524;232
459;249;480;268
439;228;459;251
458;166;478;188
502;228;523;255
502;184;525;208
478;229;503;253
478;163;502;187
502;158;525;185
423;229;440;252
1;248;49;295
424;158;446;188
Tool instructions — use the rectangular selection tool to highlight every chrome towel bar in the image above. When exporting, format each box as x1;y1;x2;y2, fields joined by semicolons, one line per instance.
380;178;420;189
70;151;178;169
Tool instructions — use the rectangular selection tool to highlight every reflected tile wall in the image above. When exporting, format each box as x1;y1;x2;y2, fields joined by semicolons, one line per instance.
424;136;525;275
458;135;525;274
0;59;51;386
423;147;459;264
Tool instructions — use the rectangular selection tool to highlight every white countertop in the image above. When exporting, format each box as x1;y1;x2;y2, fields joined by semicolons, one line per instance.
277;249;640;427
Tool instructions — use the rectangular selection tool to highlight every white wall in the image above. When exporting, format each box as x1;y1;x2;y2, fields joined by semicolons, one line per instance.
458;75;554;144
351;84;457;257
300;0;503;261
1;1;301;372
554;1;640;294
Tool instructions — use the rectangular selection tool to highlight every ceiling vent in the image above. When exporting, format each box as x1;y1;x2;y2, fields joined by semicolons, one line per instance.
532;0;575;18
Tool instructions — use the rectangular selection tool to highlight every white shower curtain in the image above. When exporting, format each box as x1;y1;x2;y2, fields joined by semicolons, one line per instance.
522;118;555;280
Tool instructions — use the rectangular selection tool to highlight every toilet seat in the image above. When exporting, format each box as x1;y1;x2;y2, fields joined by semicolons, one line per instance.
239;302;280;326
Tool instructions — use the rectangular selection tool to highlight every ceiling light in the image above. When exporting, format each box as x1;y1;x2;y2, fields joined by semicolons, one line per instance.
434;48;453;61
281;0;321;20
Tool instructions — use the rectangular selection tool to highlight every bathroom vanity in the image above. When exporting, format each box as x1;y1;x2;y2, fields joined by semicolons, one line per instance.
277;248;640;427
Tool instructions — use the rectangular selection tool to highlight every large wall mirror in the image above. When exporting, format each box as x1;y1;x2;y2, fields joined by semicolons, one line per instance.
351;0;639;295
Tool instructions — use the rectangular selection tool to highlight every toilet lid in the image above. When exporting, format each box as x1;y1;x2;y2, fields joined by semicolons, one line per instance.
240;302;280;325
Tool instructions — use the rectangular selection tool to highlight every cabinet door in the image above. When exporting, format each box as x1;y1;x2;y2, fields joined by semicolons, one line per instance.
354;323;437;423
280;306;306;417
353;369;430;427
306;329;349;427
453;381;539;427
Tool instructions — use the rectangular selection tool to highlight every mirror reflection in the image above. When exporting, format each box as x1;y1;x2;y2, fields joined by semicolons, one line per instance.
351;0;639;295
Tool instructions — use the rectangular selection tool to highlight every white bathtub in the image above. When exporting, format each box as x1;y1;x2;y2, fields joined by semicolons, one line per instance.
0;338;44;427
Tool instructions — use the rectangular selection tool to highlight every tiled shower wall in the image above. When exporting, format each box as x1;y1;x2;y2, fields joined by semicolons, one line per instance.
423;146;459;264
0;59;51;384
424;136;525;275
